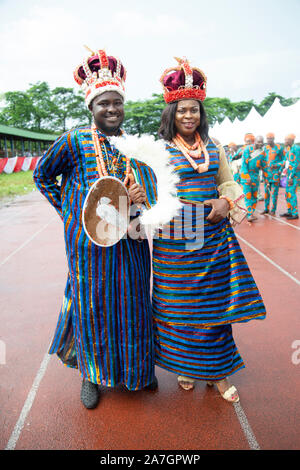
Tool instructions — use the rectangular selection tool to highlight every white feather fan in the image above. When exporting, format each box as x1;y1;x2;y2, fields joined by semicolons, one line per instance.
110;134;182;231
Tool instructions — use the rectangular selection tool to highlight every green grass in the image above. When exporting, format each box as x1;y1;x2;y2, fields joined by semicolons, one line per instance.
0;171;36;200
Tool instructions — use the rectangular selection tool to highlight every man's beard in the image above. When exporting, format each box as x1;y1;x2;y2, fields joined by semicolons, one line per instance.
94;117;124;136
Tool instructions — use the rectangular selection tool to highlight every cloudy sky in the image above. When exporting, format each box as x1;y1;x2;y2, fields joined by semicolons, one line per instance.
0;0;299;104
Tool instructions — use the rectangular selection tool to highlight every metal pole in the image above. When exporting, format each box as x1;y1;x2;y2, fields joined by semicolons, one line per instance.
4;136;8;158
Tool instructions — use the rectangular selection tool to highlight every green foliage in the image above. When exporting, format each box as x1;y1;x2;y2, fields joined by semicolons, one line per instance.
123;93;165;137
0;91;33;128
0;81;91;133
51;87;91;131
255;92;298;116
0;171;35;200
204;97;236;124
0;82;298;136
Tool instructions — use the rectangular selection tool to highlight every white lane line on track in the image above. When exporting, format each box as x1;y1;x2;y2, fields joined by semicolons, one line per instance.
233;402;260;450
236;234;300;286
3;215;57;449
5;350;52;450
266;214;300;231
0;217;56;267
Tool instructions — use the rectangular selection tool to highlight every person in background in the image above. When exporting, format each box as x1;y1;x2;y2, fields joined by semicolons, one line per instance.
280;134;300;220
227;142;240;182
261;132;284;216
227;142;237;161
231;134;255;185
240;135;269;222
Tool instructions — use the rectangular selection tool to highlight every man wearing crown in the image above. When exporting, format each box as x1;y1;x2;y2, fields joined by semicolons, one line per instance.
33;49;164;409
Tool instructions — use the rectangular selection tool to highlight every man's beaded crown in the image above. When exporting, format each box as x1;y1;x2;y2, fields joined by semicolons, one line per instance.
74;48;126;107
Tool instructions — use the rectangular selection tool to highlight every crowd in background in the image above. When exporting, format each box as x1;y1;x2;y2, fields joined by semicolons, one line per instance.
224;133;300;221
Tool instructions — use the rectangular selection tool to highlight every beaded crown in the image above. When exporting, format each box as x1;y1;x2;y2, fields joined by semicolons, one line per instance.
160;56;207;104
74;48;126;107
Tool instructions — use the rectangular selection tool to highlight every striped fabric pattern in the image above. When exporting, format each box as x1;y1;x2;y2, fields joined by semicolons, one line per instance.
155;322;245;381
34;126;157;389
152;138;266;380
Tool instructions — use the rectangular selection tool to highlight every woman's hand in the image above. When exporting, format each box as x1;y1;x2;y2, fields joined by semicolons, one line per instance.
128;183;146;204
203;198;230;224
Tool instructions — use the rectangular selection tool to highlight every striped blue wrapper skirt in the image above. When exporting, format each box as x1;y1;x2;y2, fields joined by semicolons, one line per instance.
154;320;245;381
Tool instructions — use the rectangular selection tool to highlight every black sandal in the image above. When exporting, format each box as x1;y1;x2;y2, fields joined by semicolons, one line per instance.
144;376;158;391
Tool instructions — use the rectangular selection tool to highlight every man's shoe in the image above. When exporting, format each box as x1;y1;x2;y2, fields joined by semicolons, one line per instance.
144;376;158;391
260;209;269;214
280;212;290;217
286;215;299;220
80;379;100;409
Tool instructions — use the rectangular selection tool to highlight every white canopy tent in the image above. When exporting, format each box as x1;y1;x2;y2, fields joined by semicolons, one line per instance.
210;98;299;145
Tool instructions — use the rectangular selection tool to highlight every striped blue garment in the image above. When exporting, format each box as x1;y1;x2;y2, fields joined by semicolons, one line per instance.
152;138;266;380
34;126;157;389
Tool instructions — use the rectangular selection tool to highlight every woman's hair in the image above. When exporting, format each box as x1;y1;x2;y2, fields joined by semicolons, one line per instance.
158;100;209;143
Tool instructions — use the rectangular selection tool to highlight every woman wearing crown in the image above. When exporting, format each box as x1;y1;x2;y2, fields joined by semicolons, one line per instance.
152;57;266;403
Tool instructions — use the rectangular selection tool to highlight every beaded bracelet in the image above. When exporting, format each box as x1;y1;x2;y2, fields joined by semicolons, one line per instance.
219;195;235;211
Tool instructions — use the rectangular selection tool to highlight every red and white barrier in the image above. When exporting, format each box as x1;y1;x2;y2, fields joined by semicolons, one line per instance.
3;156;17;174
0;156;41;174
0;158;8;173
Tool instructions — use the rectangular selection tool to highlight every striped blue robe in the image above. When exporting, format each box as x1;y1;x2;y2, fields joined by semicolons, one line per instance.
33;126;157;389
152;138;266;381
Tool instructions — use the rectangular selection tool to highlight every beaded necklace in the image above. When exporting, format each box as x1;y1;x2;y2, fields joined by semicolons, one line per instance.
172;132;210;173
91;124;132;186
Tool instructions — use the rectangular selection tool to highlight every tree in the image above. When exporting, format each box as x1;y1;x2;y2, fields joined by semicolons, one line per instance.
69;90;92;129
27;82;53;131
256;92;298;116
0;82;298;134
124;93;165;136
0;91;33;128
51;87;91;132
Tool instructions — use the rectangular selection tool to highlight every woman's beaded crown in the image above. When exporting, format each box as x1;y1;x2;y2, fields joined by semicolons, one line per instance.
74;48;126;107
160;56;207;104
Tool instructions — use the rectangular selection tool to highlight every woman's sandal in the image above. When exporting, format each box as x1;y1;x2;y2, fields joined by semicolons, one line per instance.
178;375;195;390
207;381;239;403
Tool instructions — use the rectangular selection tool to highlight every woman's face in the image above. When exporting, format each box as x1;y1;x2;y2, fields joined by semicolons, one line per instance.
174;100;201;138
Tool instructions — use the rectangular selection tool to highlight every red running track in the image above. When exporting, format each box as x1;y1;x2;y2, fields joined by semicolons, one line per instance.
0;186;300;451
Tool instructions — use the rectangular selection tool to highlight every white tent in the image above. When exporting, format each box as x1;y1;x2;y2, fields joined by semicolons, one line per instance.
210;98;299;145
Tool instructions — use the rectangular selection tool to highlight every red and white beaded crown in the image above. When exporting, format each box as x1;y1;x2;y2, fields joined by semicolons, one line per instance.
73;47;126;107
160;56;207;104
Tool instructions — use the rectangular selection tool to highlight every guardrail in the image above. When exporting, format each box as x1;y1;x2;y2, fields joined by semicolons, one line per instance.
0;156;41;174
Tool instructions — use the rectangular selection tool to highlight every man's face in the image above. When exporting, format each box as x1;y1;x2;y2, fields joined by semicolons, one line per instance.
245;137;254;145
267;136;275;146
285;137;294;148
255;137;264;149
90;91;124;135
